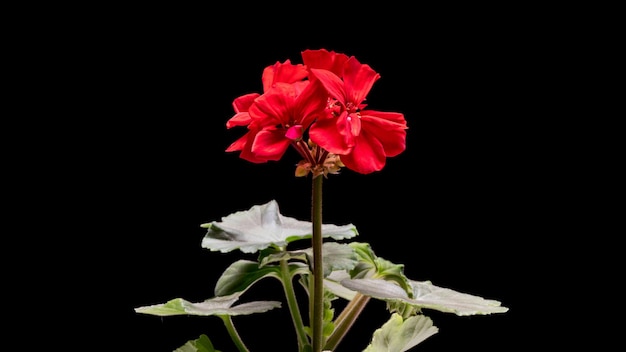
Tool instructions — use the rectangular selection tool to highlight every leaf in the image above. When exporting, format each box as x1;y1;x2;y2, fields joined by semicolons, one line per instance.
201;200;358;253
324;270;357;301
214;259;308;296
407;280;509;315
349;242;412;294
341;278;509;316
214;260;278;296
362;313;438;352
301;242;358;277
134;291;281;317
174;334;222;352
259;250;308;268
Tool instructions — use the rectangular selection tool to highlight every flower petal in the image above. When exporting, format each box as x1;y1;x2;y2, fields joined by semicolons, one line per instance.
301;49;349;77
340;132;386;174
309;68;347;105
342;57;380;105
309;112;354;155
251;129;292;161
360;110;407;157
262;59;308;92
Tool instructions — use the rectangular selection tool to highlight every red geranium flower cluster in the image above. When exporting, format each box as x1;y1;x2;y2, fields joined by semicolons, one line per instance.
226;49;408;175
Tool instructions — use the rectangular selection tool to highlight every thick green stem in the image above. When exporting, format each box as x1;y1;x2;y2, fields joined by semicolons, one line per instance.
324;293;371;351
280;259;309;349
220;315;249;352
311;174;324;352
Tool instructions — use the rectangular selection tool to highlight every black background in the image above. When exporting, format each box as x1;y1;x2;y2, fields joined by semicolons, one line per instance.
32;5;580;351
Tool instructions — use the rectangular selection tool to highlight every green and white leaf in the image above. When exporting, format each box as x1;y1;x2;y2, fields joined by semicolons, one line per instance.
259;250;308;268
302;242;358;277
201;200;358;253
349;242;411;294
363;313;438;352
341;278;509;316
134;291;281;317
214;259;308;296
324;270;357;301
175;334;221;352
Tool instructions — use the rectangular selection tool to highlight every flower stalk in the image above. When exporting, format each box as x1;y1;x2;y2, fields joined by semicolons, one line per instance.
311;173;324;352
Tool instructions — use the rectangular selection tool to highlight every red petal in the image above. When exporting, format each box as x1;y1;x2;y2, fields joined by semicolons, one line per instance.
301;49;349;77
341;132;386;174
232;93;259;113
262;60;308;92
227;129;268;163
251;129;292;161
309;112;353;155
249;86;296;126
226;111;252;129
309;68;347;105
285;125;303;141
360;110;407;157
342;57;380;105
293;80;328;128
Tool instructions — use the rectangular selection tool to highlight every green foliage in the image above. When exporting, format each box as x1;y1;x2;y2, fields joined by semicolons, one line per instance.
363;314;438;352
174;334;222;352
349;242;412;296
214;260;281;297
135;200;508;351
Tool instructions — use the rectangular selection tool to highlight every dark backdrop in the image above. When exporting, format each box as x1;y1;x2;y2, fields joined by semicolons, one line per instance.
65;8;561;351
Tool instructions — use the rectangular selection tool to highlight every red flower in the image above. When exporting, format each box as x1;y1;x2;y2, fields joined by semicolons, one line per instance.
226;60;310;163
307;56;407;174
245;81;327;161
227;50;407;175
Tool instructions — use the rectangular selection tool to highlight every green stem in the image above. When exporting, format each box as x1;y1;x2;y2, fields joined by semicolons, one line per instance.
280;259;309;349
311;174;324;352
324;293;371;351
220;315;249;352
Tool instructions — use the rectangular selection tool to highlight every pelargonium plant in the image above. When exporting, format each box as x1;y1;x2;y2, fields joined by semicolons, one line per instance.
135;48;508;352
